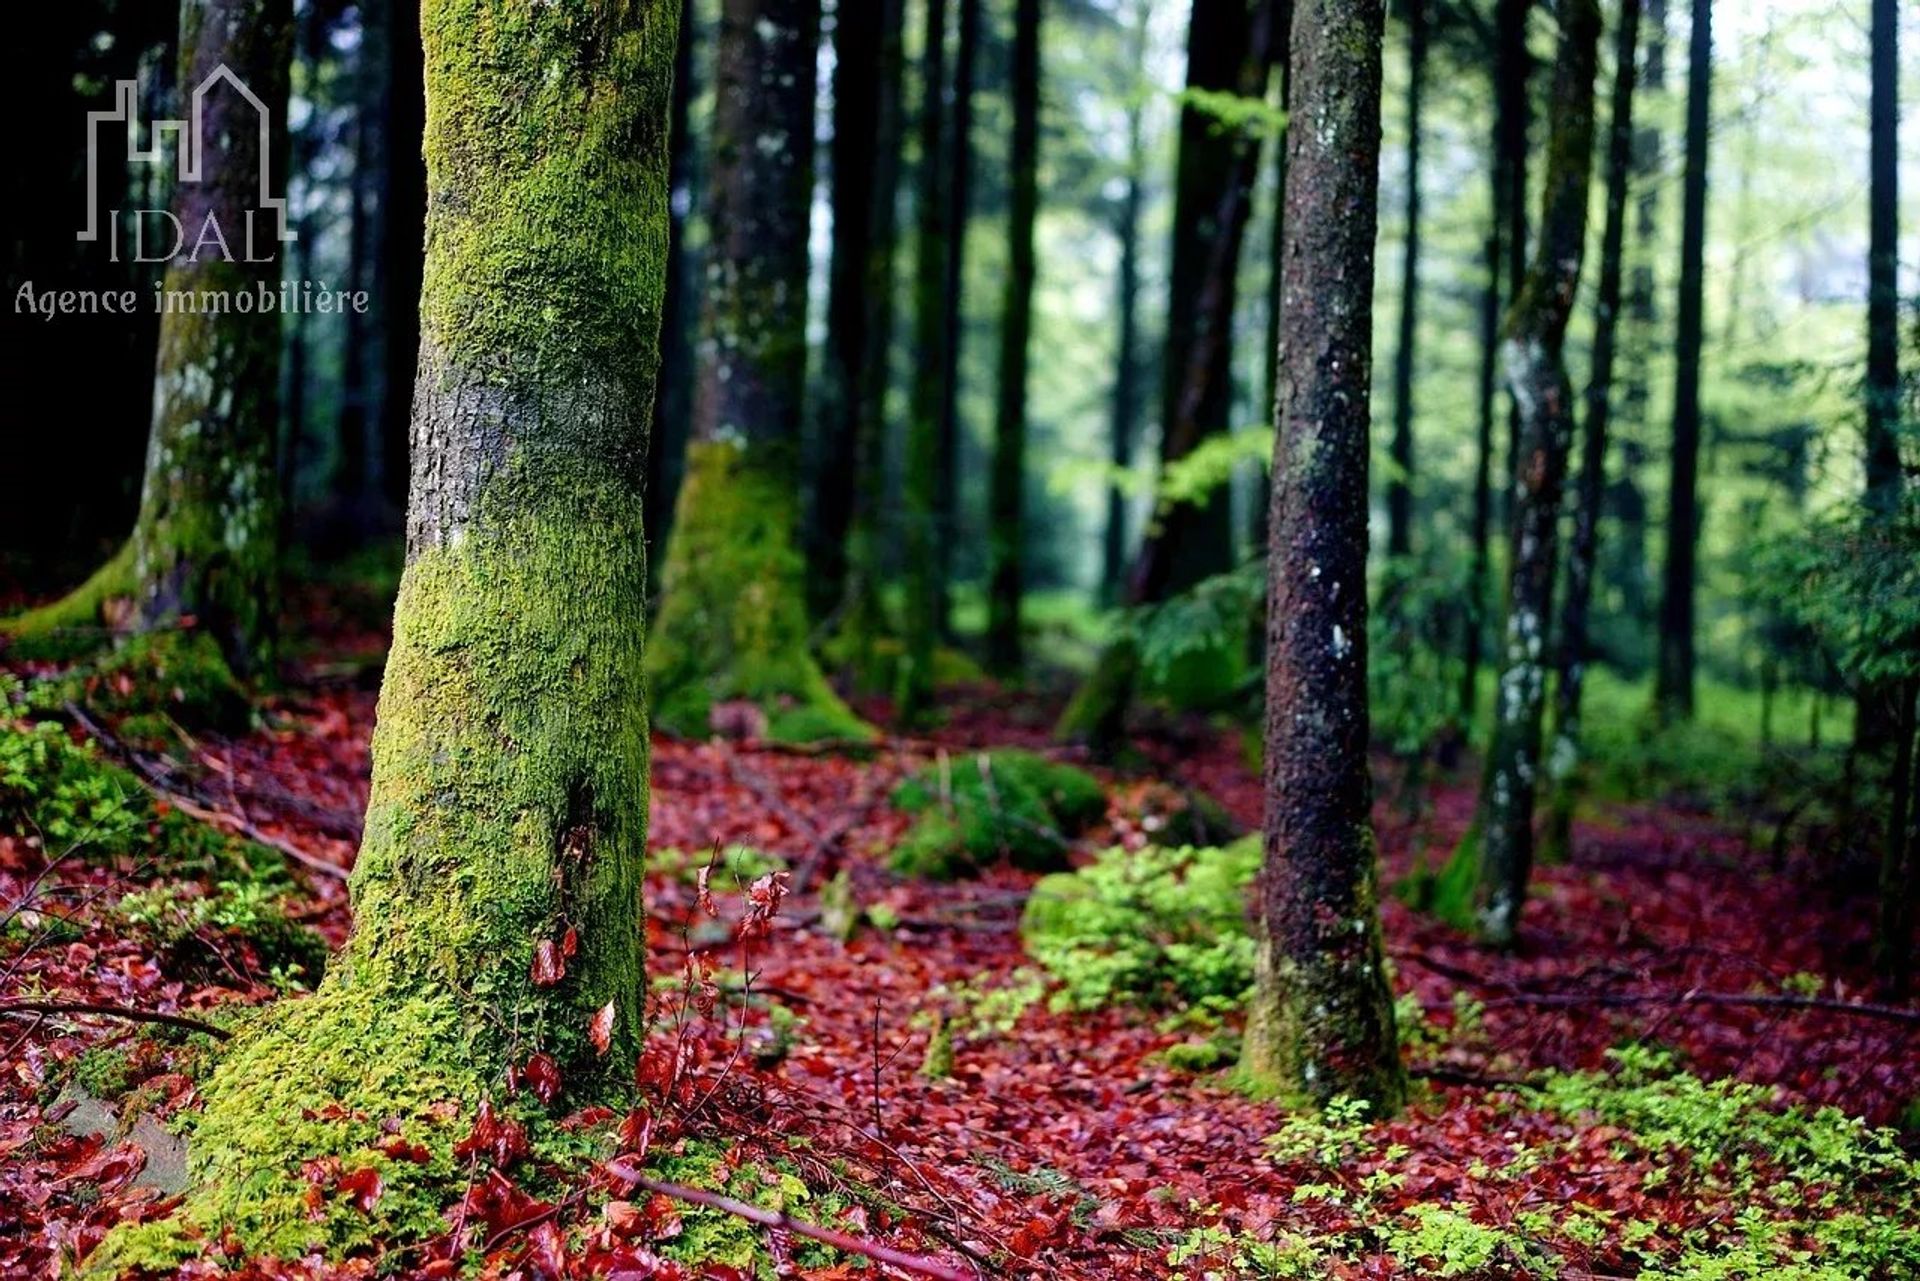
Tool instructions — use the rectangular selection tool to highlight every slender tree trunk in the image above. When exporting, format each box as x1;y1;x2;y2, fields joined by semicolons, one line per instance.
1612;0;1664;637
933;0;980;640
89;0;673;1263
1496;0;1531;513
1254;25;1291;563
1879;682;1918;996
6;0;294;678
1464;142;1500;720
900;0;952;725
816;0;898;619
1241;0;1403;1113
1385;0;1424;561
1102;8;1148;607
1654;0;1710;721
651;0;866;744
822;0;908;688
1857;0;1903;752
987;0;1042;676
647;0;701;575
1445;0;1602;948
1545;0;1641;864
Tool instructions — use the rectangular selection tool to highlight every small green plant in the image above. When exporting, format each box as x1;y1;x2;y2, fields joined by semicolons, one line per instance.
890;749;1106;879
114;879;328;986
1021;836;1259;1010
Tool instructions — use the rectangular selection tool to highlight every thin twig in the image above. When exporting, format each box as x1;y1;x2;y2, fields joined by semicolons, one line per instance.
632;1175;975;1281
0;998;230;1040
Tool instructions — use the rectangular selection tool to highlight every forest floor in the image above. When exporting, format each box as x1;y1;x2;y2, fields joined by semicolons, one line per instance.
3;578;1919;1280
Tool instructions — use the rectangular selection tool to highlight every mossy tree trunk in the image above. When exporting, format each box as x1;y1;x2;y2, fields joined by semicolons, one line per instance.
1654;0;1710;722
89;1;675;1266
986;0;1041;678
1240;0;1403;1113
1545;0;1640;864
1450;0;1602;948
650;0;867;743
5;0;290;677
900;0;952;725
818;0;907;680
646;0;701;569
1384;0;1423;562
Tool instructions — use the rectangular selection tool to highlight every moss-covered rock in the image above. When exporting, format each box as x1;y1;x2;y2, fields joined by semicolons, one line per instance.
890;749;1106;879
650;442;874;745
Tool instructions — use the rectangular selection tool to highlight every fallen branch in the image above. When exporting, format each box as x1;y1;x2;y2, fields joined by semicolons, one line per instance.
632;1174;975;1281
0;998;230;1040
65;702;351;881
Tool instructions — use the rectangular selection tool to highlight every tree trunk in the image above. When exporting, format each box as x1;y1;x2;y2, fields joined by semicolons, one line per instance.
900;0;952;725
89;0;673;1264
1611;0;1664;638
1102;3;1149;607
1444;0;1602;948
1545;0;1641;865
1254;18;1292;564
1242;0;1403;1112
1385;0;1424;561
986;0;1042;676
1654;0;1710;722
647;0;701;576
820;0;908;689
651;0;867;744
1495;0;1530;517
1879;682;1918;996
5;0;290;677
933;0;980;641
378;0;425;515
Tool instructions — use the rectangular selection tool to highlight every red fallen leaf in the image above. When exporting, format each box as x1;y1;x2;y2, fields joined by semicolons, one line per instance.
603;1199;643;1236
452;1099;528;1168
602;1153;647;1192
615;1107;653;1159
532;939;566;987
337;1165;383;1213
695;865;719;918
561;926;579;959
520;1052;563;1106
376;1134;431;1164
458;1168;552;1240
590;1000;617;1055
527;1218;568;1280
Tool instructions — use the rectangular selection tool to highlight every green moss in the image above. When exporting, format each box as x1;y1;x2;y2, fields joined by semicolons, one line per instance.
1022;836;1260;1010
1055;638;1140;753
650;442;873;745
0;541;135;660
69;1045;138;1101
890;749;1106;879
113;878;328;985
76;630;249;730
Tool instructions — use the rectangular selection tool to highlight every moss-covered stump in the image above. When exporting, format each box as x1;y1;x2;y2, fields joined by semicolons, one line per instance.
890;748;1106;879
650;442;874;744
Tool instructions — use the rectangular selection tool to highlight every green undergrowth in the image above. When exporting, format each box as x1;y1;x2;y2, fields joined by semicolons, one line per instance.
1021;835;1260;1010
1167;1048;1920;1279
890;748;1107;878
0;701;276;880
112;878;328;989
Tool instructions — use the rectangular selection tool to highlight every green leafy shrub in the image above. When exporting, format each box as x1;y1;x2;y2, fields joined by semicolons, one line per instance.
890;749;1106;879
1021;836;1259;1010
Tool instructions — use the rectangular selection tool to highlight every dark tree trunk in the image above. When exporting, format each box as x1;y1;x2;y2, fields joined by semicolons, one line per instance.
378;0;424;515
1241;0;1403;1112
1448;0;1603;948
987;0;1042;675
1254;20;1291;563
651;0;866;743
933;0;980;641
15;0;295;679
647;0;701;574
816;0;900;619
1464;141;1500;719
1385;0;1425;561
1611;0;1664;639
1545;0;1641;863
1496;0;1531;511
1655;0;1710;721
1879;681;1917;996
900;0;952;724
1102;5;1149;607
84;0;674;1262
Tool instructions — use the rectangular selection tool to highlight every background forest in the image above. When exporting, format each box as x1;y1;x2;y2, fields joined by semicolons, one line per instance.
3;0;1920;1277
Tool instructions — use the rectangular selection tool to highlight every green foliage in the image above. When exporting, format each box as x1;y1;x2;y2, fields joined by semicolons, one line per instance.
1747;499;1920;689
1175;88;1289;139
113;879;328;987
1021;836;1260;1010
74;630;250;730
1129;561;1260;711
1371;553;1471;756
890;749;1106;879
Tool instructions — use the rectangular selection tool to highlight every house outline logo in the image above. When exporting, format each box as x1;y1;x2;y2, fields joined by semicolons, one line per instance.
79;63;292;245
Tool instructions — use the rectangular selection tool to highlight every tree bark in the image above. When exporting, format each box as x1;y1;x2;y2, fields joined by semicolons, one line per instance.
1448;0;1603;948
1385;0;1424;561
647;0;701;570
88;0;674;1263
650;0;867;743
986;0;1042;676
1495;0;1531;515
933;0;980;641
1545;0;1641;864
1240;0;1403;1112
901;0;952;724
1101;2;1150;607
1654;0;1710;721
